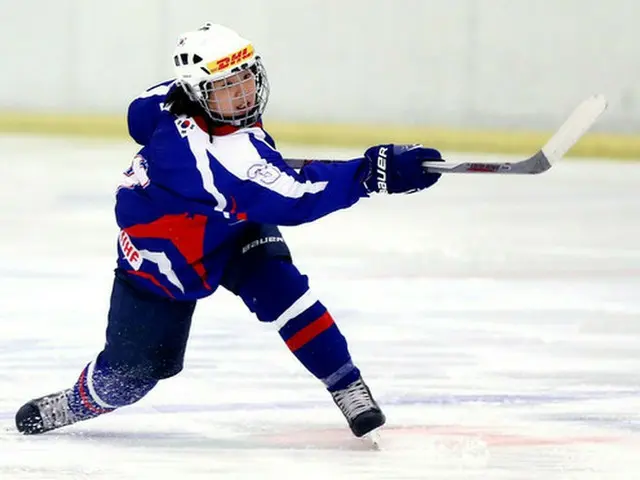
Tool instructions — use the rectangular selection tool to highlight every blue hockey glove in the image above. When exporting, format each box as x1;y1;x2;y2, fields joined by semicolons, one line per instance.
363;144;442;194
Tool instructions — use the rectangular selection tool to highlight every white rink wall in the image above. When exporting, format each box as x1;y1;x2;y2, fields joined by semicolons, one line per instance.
0;0;638;132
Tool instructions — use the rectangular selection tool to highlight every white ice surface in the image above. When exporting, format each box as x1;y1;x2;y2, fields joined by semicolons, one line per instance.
0;135;639;479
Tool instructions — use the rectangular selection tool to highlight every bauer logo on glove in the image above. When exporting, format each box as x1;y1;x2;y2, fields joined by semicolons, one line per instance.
363;144;443;194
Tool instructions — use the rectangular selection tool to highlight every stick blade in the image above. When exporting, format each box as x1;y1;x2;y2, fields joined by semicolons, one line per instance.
541;94;608;164
421;94;608;175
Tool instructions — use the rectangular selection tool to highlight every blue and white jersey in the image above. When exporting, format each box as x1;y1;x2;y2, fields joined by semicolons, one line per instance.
116;81;370;300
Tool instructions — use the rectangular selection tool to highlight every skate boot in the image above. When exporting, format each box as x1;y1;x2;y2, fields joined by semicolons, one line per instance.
15;389;77;435
331;376;386;437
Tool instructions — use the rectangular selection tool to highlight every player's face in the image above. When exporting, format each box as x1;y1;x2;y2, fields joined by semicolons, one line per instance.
208;71;257;118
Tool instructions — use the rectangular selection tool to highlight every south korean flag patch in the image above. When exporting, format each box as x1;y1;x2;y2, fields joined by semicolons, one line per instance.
176;117;196;137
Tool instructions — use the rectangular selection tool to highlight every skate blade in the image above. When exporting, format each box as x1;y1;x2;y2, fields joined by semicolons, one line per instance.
362;427;382;450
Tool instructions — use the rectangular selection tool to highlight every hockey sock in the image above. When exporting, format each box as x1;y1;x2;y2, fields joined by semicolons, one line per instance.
68;352;158;419
237;259;360;392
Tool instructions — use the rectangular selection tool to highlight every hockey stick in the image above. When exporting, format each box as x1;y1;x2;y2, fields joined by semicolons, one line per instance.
283;94;608;174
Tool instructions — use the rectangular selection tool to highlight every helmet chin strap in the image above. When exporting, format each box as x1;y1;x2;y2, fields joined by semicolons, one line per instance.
208;105;260;127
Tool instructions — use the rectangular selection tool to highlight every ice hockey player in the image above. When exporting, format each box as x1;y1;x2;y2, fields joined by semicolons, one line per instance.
15;23;442;439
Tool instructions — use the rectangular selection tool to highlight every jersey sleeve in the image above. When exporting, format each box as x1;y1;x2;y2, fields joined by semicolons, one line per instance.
208;130;370;226
127;80;175;146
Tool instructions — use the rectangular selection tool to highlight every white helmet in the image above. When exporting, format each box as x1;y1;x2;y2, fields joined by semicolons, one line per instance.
172;23;269;127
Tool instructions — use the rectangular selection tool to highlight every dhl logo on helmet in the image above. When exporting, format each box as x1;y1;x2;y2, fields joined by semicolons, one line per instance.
207;45;255;74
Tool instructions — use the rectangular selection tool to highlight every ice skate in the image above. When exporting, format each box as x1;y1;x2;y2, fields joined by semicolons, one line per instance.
15;389;77;435
331;377;386;439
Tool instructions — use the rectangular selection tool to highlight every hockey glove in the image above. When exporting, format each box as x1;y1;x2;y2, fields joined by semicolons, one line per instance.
363;144;442;194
